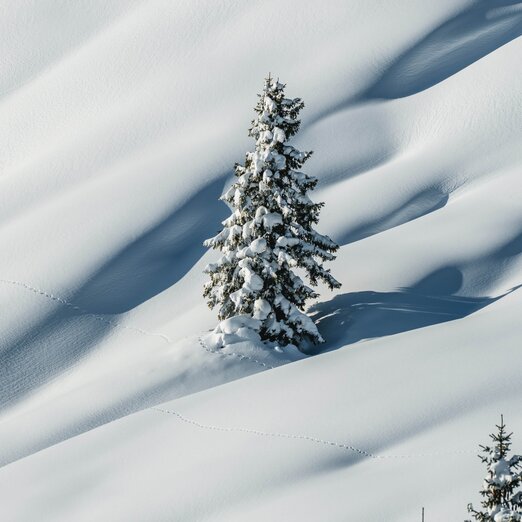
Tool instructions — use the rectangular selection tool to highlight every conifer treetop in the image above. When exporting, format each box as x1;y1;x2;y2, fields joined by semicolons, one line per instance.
466;416;522;522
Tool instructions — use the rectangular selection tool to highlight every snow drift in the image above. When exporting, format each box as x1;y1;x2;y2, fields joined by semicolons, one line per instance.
0;0;521;520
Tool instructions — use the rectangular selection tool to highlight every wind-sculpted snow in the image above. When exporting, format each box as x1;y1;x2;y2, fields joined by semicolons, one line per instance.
0;1;521;520
364;0;522;100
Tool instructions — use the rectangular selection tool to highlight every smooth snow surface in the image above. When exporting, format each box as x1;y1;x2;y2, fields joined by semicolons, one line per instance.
1;1;521;520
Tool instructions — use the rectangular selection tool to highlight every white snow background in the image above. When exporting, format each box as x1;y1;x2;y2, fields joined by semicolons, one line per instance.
1;0;522;520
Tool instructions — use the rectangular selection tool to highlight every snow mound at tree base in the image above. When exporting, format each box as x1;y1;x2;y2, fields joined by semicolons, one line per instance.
203;316;306;367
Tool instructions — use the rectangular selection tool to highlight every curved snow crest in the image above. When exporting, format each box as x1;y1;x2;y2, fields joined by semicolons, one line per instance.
362;0;522;100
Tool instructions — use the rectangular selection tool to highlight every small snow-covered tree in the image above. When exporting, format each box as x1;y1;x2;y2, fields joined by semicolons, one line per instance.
466;416;522;522
203;75;340;348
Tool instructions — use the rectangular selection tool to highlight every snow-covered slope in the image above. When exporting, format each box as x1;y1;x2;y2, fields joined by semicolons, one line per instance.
1;1;521;520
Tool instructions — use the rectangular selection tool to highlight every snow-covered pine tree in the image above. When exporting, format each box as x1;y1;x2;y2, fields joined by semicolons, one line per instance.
466;416;522;522
203;75;340;348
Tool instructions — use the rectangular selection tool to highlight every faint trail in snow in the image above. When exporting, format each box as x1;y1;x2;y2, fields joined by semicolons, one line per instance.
0;277;478;460
151;406;373;458
0;278;287;371
0;278;171;343
151;406;476;460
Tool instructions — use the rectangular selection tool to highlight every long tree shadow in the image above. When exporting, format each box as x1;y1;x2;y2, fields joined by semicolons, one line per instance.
309;266;519;354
